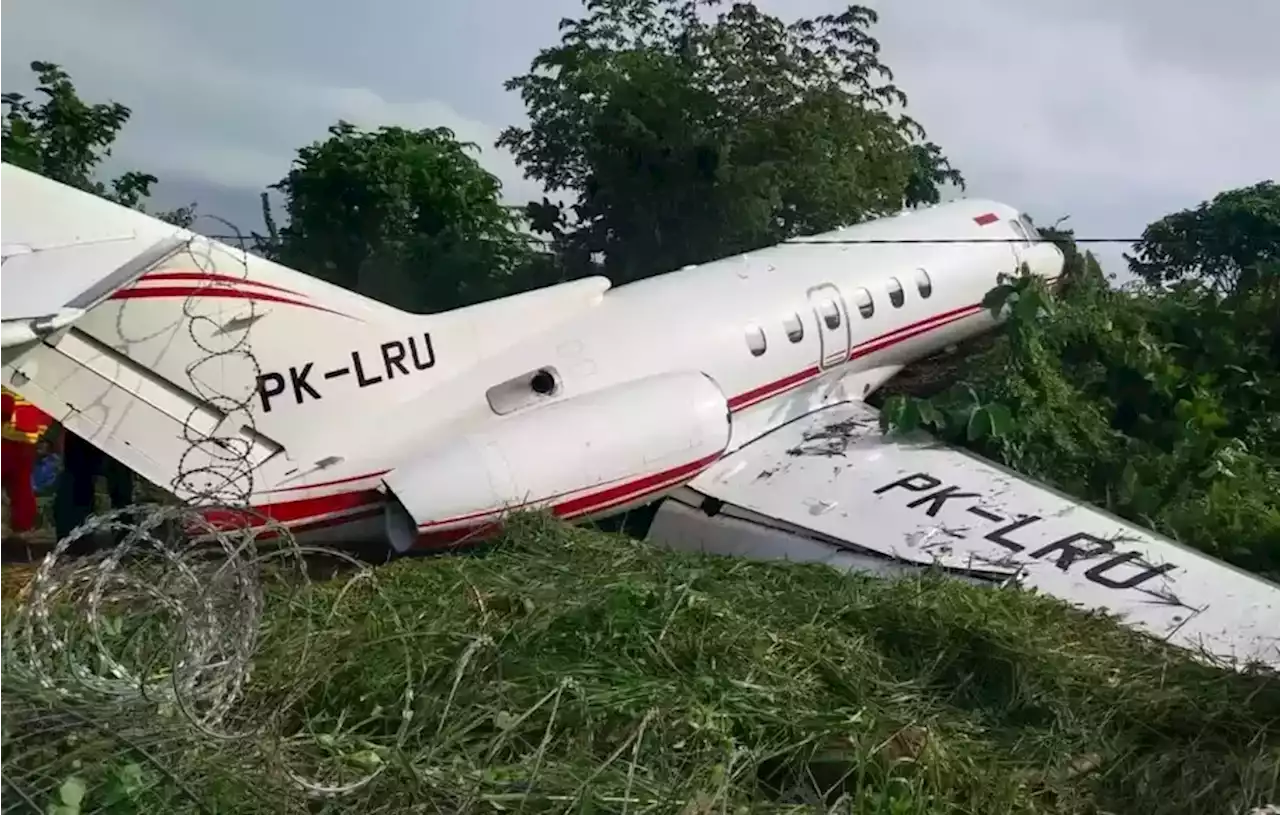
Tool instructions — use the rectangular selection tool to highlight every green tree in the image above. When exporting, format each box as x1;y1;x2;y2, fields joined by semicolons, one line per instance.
2;60;196;227
500;1;963;284
269;121;543;313
1126;180;1279;296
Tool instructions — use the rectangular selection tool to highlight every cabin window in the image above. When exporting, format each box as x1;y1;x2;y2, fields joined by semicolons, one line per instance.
887;277;905;308
745;324;767;356
783;313;805;343
915;268;933;298
853;287;874;319
817;300;841;330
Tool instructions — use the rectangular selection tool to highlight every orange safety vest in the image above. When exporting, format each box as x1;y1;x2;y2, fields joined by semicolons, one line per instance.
1;386;52;445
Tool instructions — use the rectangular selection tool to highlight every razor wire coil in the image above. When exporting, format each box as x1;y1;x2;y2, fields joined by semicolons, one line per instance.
2;220;415;813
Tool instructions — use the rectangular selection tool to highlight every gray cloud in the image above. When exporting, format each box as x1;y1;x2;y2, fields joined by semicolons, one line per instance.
1028;0;1280;81
3;0;1276;278
762;0;1279;274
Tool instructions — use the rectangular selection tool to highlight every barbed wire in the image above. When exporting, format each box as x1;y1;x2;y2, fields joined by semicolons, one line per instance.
2;219;417;813
789;237;1151;245
202;233;1155;245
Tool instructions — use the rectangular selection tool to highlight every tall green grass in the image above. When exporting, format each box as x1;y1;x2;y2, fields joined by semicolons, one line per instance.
4;514;1278;813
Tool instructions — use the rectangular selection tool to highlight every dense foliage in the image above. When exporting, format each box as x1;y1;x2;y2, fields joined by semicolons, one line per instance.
265;122;548;313
880;202;1280;579
499;0;963;283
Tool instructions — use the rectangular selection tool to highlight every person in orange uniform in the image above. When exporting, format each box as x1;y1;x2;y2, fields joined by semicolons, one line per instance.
2;386;53;534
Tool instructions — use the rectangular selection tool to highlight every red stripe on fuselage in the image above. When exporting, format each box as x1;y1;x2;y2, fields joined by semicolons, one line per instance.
728;302;983;410
110;286;358;319
218;301;987;542
850;304;980;361
203;452;720;549
416;451;720;531
261;470;392;494
201;488;382;530
413;452;722;548
139;271;305;297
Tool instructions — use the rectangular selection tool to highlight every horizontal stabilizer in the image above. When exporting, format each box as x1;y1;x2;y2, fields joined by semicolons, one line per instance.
2;162;197;346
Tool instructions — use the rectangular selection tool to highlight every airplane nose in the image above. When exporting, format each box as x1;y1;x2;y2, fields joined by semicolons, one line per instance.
1031;241;1065;288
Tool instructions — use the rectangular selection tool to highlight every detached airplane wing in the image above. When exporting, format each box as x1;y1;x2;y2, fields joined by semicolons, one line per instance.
1;163;190;350
647;400;1280;673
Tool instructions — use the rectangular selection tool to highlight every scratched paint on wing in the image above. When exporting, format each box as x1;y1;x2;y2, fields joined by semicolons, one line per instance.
678;400;1280;671
784;416;875;458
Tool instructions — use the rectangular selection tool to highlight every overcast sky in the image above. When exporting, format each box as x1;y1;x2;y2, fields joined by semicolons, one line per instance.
4;0;1277;278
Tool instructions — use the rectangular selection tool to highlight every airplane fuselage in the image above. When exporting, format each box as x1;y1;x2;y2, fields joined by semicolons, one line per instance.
233;200;1062;550
0;165;1062;552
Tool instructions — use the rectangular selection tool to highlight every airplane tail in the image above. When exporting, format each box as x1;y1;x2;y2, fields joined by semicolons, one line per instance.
1;163;610;506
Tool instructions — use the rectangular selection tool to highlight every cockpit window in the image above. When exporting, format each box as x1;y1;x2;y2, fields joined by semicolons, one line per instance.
1009;219;1032;248
1018;213;1041;242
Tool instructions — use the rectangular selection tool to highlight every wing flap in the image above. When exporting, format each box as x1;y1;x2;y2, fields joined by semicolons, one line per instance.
657;401;1280;672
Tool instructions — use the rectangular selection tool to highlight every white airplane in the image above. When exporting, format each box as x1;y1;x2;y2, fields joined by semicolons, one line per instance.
3;162;1278;672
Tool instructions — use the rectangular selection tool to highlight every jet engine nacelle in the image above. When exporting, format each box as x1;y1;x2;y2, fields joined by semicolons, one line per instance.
383;371;731;551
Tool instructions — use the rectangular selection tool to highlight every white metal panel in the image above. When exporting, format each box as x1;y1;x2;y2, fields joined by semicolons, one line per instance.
382;371;732;550
1;163;189;320
6;347;218;498
671;400;1280;672
649;489;1013;586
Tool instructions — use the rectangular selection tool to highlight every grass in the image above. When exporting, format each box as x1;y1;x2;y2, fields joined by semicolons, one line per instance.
4;513;1278;814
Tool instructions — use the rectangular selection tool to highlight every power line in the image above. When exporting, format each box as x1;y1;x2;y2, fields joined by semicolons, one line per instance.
196;234;1149;246
788;237;1144;245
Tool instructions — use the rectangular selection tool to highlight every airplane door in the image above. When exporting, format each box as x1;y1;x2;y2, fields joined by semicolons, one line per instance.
807;284;853;369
